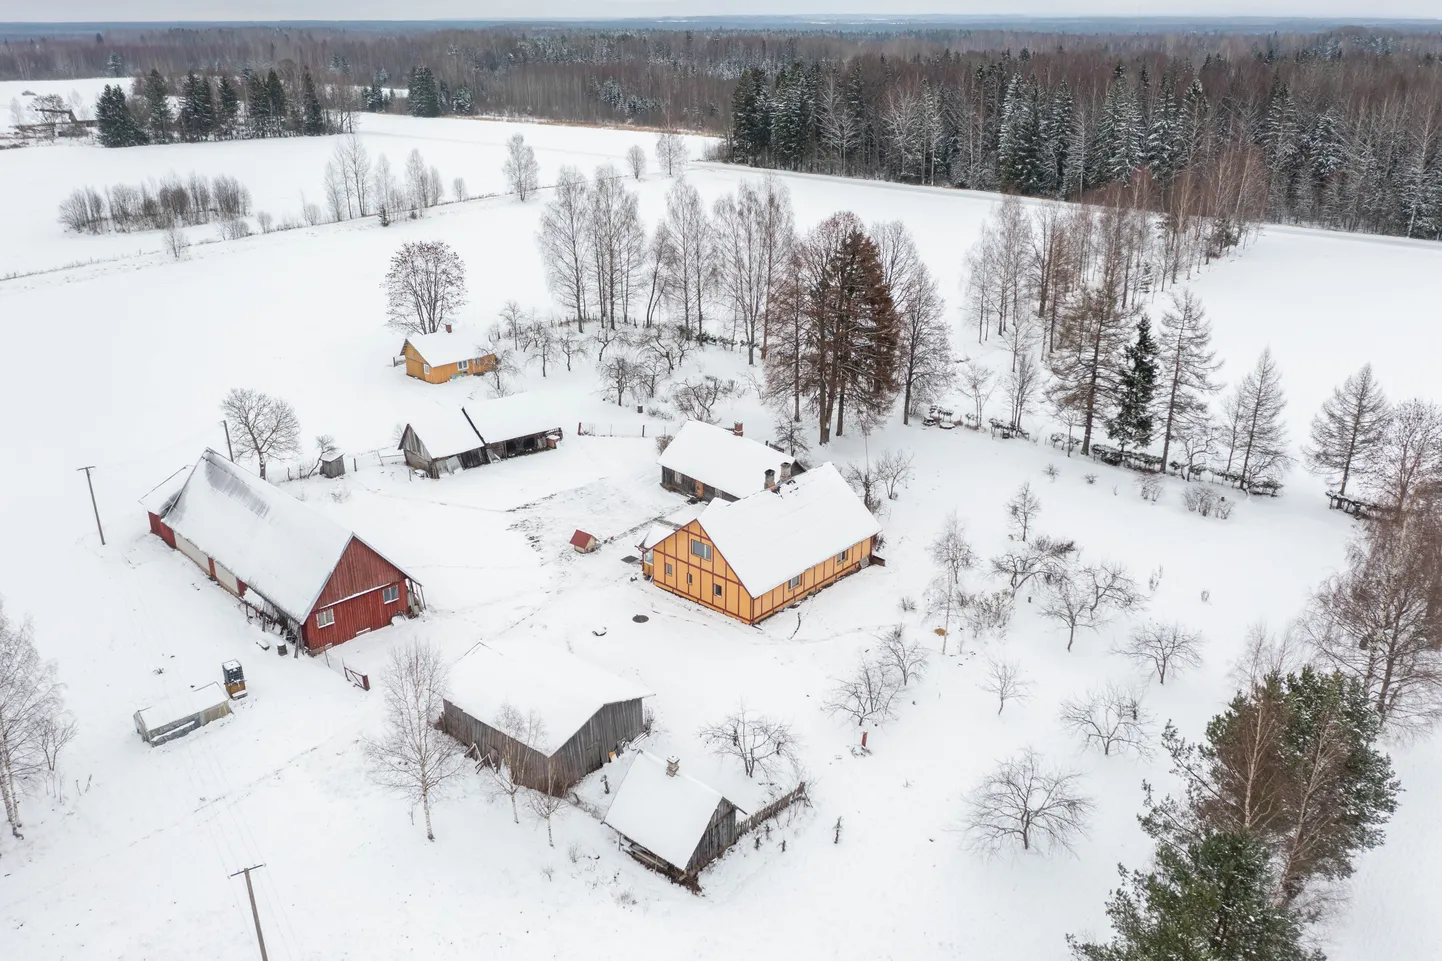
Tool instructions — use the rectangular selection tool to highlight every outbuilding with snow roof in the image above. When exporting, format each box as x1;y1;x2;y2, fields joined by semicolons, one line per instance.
142;450;423;650
645;462;880;624
658;420;803;502
401;328;497;384
398;394;563;478
603;752;741;885
440;643;651;794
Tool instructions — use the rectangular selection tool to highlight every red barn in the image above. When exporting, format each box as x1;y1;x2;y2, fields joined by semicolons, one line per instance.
142;450;423;651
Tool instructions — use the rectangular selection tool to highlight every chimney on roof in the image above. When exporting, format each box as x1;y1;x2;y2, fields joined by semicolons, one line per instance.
764;468;777;491
444;323;453;334
666;756;680;777
731;422;744;437
780;461;792;483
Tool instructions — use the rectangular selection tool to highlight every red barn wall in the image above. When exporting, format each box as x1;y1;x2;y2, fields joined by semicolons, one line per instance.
148;512;177;548
301;538;410;649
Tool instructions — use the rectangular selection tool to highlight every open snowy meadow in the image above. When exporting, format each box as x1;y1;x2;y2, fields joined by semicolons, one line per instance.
1;94;1440;961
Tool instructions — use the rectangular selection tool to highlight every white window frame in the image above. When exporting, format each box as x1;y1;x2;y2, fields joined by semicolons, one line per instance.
316;608;335;628
835;549;849;564
690;539;712;561
458;359;469;372
422;363;431;375
664;562;673;576
788;574;802;590
712;583;723;598
382;584;400;604
644;549;654;565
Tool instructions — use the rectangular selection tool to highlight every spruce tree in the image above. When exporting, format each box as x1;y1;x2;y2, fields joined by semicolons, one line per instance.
178;72;214;141
1107;316;1160;454
244;70;268;136
143;69;172;143
216;75;240;135
1303;364;1390;496
264;69;287;134
105;51;123;77
96;84;147;148
300;67;325;136
408;67;440;118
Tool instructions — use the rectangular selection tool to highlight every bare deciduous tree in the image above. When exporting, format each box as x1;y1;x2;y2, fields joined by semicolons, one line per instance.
927;512;976;650
363;641;465;841
980;657;1032;714
1006;482;1042;542
877;625;928;685
1040;561;1140;652
1119;621;1205;685
671;375;738;424
1155;290;1222;474
655;131;687;176
824;655;902;727
1302;365;1389;498
486;703;548;825
220;388;301;480
963;590;1015;642
874;220;952;423
957;358;996;429
698;703;800;779
874;449;916;501
1222;347;1292;490
526;771;566;847
0;599;70;840
383;240;467;335
503;133;540;200
538;166;591;330
625;143;647;180
1366;399;1442;514
990;535;1077;596
1059;683;1154;757
963;749;1092;854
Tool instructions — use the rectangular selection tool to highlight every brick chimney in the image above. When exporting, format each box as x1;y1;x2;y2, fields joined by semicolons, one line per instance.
665;756;680;777
731;422;744;437
779;460;792;483
764;468;776;491
443;322;453;334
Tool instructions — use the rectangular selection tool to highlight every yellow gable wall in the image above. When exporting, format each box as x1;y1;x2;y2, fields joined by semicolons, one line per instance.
403;342;498;385
649;521;874;624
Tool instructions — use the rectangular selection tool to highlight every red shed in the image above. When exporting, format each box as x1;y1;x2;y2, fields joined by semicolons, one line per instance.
142;450;423;651
570;529;598;553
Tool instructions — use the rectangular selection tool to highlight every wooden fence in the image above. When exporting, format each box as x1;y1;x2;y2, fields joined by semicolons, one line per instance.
577;421;667;439
737;781;809;836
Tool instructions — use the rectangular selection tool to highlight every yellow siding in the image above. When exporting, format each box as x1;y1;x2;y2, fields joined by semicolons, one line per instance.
403;342;498;385
648;524;873;625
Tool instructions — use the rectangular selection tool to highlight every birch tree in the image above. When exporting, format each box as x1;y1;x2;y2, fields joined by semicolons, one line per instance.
503;133;539;200
538;166;591;330
874;220;952;424
364;642;464;841
0;600;69;843
664;178;714;339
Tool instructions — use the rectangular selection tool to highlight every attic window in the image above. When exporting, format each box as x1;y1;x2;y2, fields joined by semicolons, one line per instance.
690;539;712;561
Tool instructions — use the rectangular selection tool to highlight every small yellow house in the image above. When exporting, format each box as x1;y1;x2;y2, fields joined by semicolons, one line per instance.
402;329;497;385
643;463;880;624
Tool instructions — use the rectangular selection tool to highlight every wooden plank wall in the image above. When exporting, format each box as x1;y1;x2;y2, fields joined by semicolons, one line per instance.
686;798;740;875
649;522;754;621
751;535;874;621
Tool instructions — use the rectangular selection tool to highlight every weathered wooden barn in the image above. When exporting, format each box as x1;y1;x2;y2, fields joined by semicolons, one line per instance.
142;450;423;651
401;329;497;384
647;462;880;624
603;752;741;885
398;395;563;478
441;644;651;794
134;682;233;745
658;419;803;502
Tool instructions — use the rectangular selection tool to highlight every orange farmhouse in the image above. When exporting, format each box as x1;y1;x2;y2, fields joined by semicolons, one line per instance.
642;462;880;624
403;329;497;384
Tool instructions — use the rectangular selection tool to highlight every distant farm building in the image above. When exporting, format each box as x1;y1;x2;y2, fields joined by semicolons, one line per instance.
603;752;741;885
441;644;651;794
134;682;233;746
399;395;563;477
570;529;598;553
646;463;880;624
402;329;497;384
143;450;423;651
658;420;803;502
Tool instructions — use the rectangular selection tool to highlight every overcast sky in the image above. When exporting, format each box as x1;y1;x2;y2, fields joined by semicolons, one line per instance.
4;1;1440;22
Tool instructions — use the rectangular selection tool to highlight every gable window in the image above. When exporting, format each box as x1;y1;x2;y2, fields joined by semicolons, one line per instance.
316;608;335;628
788;574;802;590
458;359;469;372
835;549;849;564
713;584;723;598
690;539;713;561
422;363;432;375
382;584;400;604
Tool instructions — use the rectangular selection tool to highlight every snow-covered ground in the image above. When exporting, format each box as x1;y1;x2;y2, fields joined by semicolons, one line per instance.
1;103;1440;961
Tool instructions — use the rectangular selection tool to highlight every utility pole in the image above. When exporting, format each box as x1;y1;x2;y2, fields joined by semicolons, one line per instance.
76;466;105;546
229;864;269;961
222;419;235;461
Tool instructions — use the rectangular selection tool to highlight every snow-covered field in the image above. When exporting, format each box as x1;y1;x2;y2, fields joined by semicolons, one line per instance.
1;99;1440;961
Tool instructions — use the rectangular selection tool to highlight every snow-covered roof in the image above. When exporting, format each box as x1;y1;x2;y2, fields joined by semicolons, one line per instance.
135;682;230;733
446;644;651;756
402;406;483;459
697;462;880;597
603;752;735;870
404;330;493;367
639;524;673;551
658;420;795;498
464;394;562;444
139;466;191;515
153;451;407;621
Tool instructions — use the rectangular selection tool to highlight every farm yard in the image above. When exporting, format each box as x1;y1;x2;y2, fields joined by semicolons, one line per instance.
1;82;1441;961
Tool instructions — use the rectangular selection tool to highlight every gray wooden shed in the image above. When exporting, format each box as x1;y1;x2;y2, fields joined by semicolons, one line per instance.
134;682;233;745
440;644;651;795
603;752;742;885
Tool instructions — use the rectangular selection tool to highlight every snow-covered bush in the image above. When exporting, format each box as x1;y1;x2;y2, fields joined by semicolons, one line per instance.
1135;473;1163;503
1184;486;1231;518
